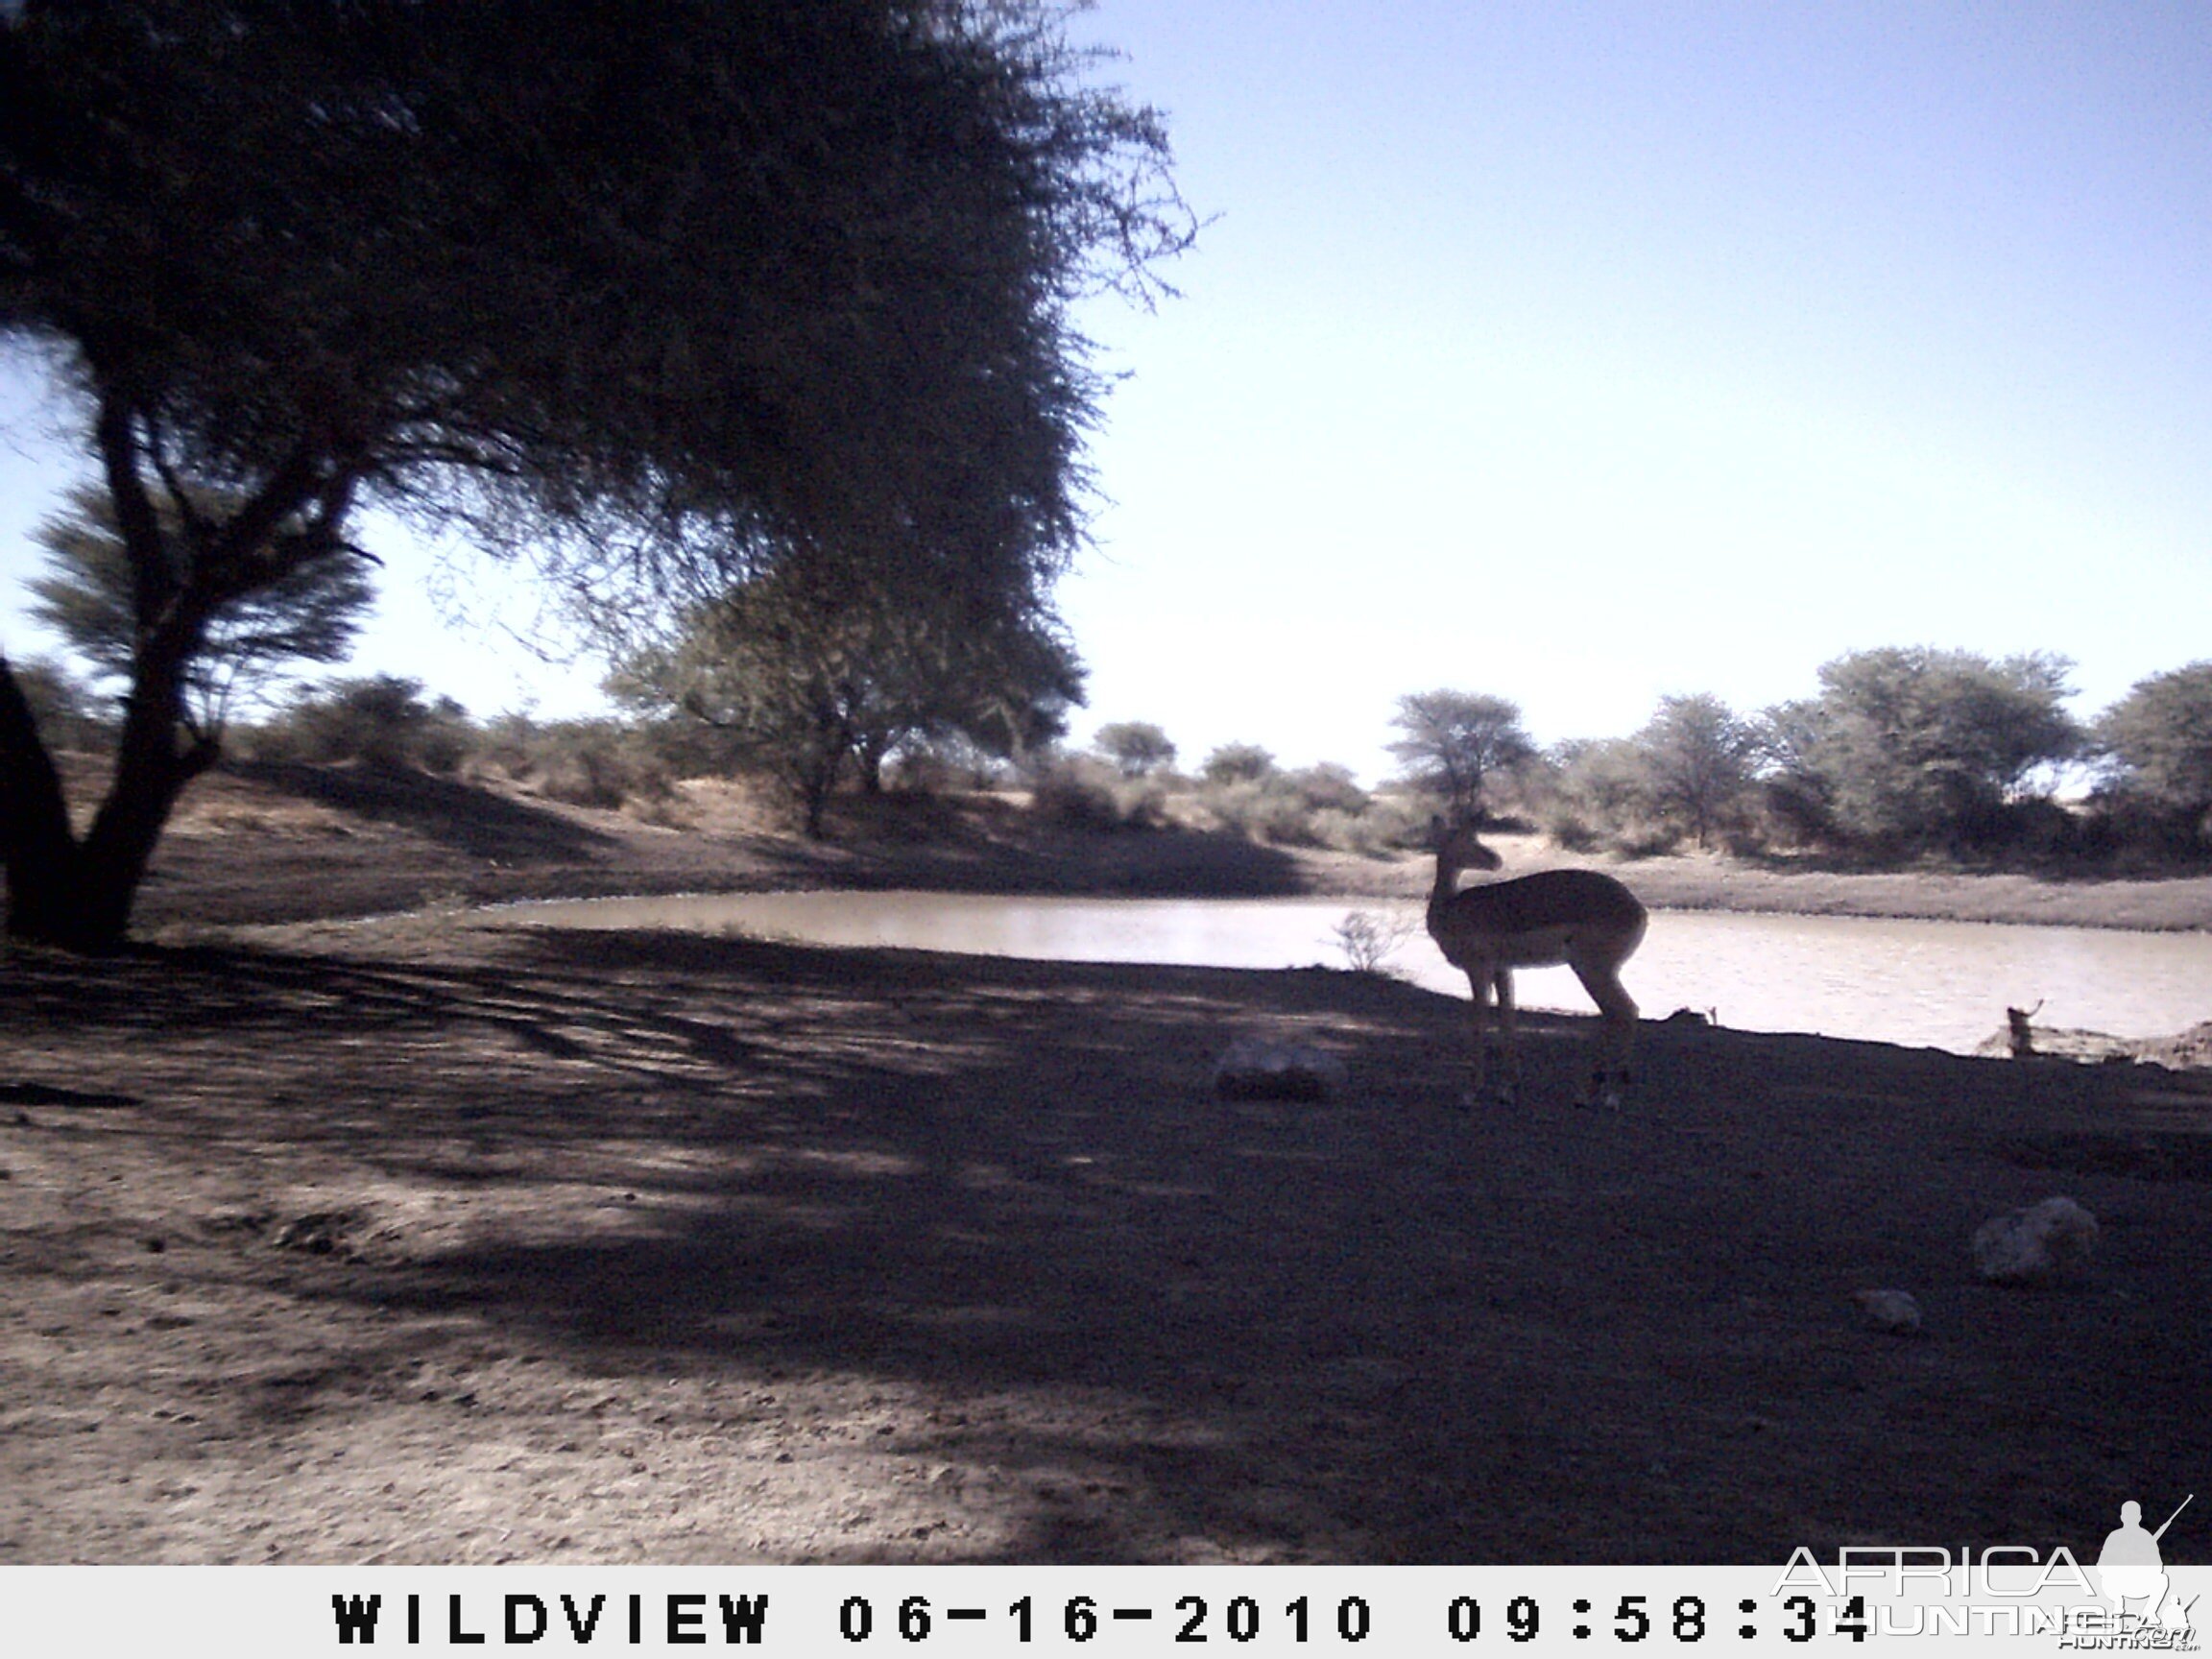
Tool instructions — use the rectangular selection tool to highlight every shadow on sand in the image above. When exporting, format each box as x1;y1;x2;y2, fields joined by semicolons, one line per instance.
8;929;2211;1562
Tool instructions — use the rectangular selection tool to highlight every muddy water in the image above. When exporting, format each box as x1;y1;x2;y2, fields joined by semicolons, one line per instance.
491;890;2212;1055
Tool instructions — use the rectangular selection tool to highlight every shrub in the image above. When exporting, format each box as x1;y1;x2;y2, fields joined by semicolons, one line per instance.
467;714;682;810
1283;762;1368;815
1029;756;1163;829
1331;908;1420;976
252;675;470;772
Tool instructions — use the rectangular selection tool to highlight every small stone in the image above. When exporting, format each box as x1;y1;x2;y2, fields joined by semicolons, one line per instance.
1212;1037;1349;1102
1851;1288;1924;1334
1972;1196;2099;1284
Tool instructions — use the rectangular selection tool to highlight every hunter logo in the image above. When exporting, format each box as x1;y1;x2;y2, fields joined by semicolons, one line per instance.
2096;1496;2194;1634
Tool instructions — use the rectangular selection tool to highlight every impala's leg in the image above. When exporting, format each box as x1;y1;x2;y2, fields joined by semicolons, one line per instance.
1491;967;1520;1105
1458;968;1497;1109
1568;951;1638;1109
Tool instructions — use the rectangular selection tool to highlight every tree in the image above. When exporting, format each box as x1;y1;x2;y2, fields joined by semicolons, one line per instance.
1199;742;1275;785
29;482;373;733
1386;689;1536;819
0;0;1192;949
2097;662;2212;829
1543;736;1649;848
1632;693;1760;849
1281;761;1369;816
263;675;472;774
1761;647;2082;851
1094;721;1177;778
613;568;1085;837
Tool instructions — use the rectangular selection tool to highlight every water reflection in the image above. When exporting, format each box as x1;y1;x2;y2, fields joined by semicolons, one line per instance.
490;891;2212;1055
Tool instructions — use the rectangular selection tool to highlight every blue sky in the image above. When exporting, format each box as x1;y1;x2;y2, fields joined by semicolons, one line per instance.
6;1;2211;782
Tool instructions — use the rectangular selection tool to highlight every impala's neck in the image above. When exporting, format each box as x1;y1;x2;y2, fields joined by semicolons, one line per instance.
1429;830;1499;914
1430;845;1463;912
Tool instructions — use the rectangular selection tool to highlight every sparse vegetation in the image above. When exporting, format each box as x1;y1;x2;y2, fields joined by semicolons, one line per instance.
197;649;2189;875
19;622;2212;891
1331;907;1420;976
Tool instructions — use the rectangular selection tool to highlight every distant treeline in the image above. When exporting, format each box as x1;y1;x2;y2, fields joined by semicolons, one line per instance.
1083;648;2212;867
15;643;2212;868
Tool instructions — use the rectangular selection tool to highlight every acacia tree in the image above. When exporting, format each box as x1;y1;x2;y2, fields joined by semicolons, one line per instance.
1760;647;2081;851
1094;721;1177;778
614;569;1085;837
0;0;1191;949
1199;743;1275;785
1386;689;1535;819
2097;662;2212;844
30;482;373;733
1632;693;1760;849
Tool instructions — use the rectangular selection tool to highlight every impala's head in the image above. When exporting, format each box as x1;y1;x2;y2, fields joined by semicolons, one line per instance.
1429;813;1503;871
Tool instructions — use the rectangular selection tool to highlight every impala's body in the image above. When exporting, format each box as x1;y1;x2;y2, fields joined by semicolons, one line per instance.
1426;817;1647;1107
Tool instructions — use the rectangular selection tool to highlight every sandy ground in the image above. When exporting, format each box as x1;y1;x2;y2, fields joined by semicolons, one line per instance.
4;763;2209;1563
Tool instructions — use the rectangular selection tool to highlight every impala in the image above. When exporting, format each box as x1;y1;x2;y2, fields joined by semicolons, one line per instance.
1425;814;1647;1108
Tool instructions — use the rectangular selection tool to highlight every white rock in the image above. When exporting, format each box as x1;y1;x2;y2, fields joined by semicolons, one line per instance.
1972;1195;2100;1284
1212;1038;1349;1102
1851;1288;1924;1334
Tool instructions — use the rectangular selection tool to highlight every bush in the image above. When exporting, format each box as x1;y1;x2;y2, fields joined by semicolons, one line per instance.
468;714;683;810
1331;908;1420;976
1351;793;1431;853
251;675;470;772
1613;824;1685;858
1283;762;1368;815
1543;808;1602;854
532;728;673;810
883;740;1006;794
1028;756;1163;829
1202;778;1316;844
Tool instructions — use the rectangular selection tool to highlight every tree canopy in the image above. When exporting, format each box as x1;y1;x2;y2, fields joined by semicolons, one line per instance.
612;566;1085;837
1632;693;1760;849
2098;661;2212;828
1762;647;2081;850
1386;689;1535;818
1093;720;1177;777
0;0;1193;948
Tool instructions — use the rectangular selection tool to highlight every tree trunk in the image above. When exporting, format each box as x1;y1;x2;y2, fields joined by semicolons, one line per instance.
1;388;353;950
0;657;87;946
0;644;213;953
797;745;840;840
